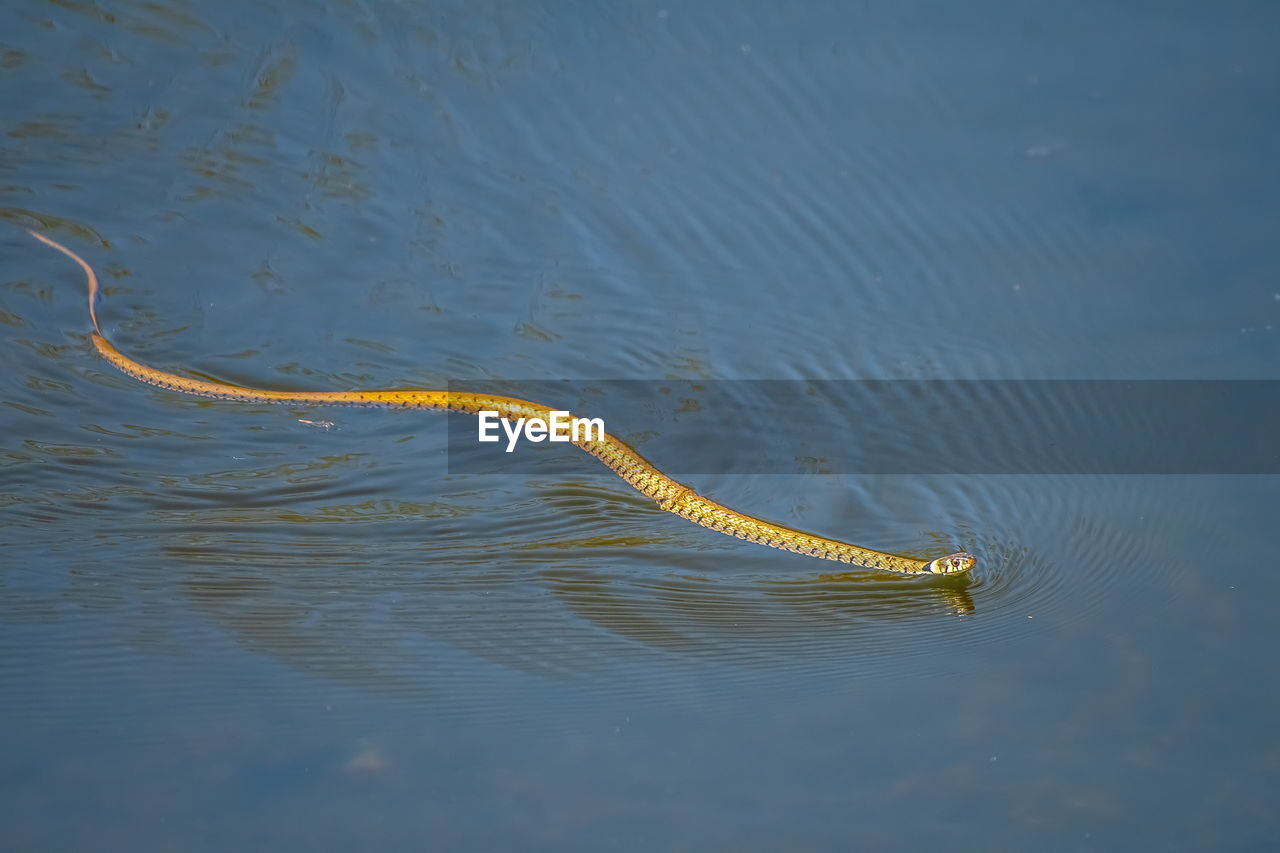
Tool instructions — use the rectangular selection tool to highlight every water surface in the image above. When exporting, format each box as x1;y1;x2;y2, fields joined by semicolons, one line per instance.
2;1;1278;849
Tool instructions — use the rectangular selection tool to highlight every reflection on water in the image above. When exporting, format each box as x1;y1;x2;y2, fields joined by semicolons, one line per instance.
165;517;985;685
32;465;1149;696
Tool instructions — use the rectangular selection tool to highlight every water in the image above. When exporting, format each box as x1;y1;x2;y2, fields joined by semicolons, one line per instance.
3;1;1278;849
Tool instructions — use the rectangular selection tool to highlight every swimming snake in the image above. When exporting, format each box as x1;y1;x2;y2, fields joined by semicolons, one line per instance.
32;230;975;576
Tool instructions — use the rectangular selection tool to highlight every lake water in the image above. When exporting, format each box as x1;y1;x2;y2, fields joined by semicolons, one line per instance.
2;1;1278;849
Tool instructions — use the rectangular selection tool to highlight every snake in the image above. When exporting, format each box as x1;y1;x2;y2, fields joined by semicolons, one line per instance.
32;230;975;576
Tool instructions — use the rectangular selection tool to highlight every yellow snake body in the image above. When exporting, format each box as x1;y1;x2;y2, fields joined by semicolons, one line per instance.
34;231;975;576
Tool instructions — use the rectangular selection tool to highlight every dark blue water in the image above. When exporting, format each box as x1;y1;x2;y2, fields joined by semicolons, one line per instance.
3;1;1278;849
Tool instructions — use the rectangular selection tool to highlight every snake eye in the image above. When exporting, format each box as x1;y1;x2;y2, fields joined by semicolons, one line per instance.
933;552;976;574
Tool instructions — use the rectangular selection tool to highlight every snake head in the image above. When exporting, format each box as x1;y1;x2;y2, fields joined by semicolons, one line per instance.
925;551;976;575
